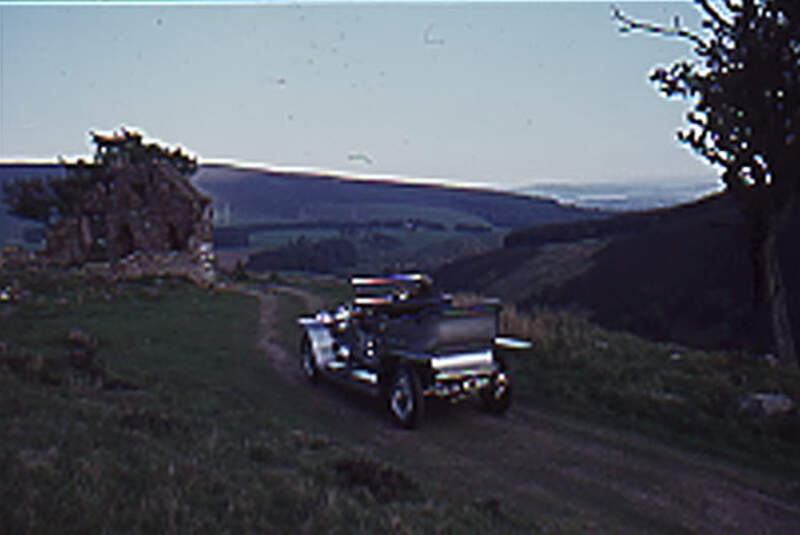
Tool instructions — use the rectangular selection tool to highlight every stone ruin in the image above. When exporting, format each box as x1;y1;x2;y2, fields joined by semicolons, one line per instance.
41;130;215;284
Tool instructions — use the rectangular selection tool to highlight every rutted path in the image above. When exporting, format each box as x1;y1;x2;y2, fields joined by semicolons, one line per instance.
239;282;322;379
247;282;800;534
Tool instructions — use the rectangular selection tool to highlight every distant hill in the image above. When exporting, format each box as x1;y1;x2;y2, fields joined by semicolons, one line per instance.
191;164;597;229
517;179;722;212
191;164;605;272
0;163;601;272
436;192;800;353
0;164;67;248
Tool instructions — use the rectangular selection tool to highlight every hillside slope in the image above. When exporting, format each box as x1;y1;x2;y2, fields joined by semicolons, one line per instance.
436;192;800;353
0;164;67;247
3;272;799;534
192;164;597;229
0;163;599;262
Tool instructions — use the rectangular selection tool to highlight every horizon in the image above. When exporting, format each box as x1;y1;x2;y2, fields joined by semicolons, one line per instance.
0;156;724;213
1;1;720;191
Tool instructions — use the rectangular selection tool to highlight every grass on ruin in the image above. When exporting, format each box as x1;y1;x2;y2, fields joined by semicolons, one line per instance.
0;269;531;534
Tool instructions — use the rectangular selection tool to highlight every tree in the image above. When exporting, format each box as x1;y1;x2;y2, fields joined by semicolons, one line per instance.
2;128;197;227
613;1;800;367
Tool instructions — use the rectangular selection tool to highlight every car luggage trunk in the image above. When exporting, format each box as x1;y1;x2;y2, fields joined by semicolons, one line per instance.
384;305;497;353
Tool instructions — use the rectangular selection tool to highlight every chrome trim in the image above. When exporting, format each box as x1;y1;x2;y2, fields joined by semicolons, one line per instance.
354;295;393;306
430;349;493;371
297;313;335;326
300;323;336;369
351;274;425;286
494;336;532;350
434;365;496;381
424;375;492;398
351;369;378;384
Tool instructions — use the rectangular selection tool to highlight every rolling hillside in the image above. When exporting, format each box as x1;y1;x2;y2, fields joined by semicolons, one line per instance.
0;164;67;248
191;164;597;229
436;192;800;353
0;162;602;272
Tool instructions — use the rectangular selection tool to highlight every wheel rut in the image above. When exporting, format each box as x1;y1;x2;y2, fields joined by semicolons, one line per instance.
245;281;800;534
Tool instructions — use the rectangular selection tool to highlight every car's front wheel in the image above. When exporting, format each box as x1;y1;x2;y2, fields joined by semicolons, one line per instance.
388;364;424;429
299;333;319;384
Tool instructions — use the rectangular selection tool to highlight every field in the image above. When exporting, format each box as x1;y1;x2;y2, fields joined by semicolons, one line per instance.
0;270;528;534
244;225;502;274
1;269;799;533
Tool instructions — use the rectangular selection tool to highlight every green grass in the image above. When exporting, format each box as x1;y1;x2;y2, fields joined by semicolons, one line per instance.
248;229;341;249
500;307;800;474
219;201;494;229
5;268;798;533
290;202;493;228
246;226;504;275
0;269;532;534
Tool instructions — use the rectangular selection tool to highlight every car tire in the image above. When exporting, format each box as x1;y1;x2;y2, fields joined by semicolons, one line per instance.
388;364;424;429
481;371;512;415
300;333;319;384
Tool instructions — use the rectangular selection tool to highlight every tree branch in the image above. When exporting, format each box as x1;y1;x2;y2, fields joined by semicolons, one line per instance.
612;5;708;49
696;0;734;29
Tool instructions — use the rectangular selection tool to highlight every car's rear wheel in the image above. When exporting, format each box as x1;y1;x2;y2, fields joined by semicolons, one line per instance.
481;362;512;415
388;364;424;428
300;333;319;384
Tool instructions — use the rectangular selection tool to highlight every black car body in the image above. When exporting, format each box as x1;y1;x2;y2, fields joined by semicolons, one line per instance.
297;274;529;428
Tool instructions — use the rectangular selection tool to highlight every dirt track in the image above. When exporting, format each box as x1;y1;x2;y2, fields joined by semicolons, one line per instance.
249;283;800;534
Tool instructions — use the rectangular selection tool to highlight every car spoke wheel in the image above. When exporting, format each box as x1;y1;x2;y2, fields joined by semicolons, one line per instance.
300;334;318;384
481;371;512;415
388;365;424;428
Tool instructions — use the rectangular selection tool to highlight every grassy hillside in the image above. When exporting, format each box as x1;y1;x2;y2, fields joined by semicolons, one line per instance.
490;302;800;472
193;164;596;230
192;164;601;273
2;268;798;533
437;191;800;354
0;270;530;534
0;163;594;233
0;162;600;274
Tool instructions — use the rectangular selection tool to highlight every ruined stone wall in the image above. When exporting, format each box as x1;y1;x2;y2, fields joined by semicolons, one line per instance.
44;161;213;268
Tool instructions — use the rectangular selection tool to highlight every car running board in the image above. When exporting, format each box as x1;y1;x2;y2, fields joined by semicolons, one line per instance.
324;362;379;385
351;369;378;385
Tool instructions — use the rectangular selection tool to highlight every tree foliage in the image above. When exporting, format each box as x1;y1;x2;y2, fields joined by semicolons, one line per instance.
247;236;358;273
2;172;97;225
2;128;197;226
614;0;799;212
614;0;800;366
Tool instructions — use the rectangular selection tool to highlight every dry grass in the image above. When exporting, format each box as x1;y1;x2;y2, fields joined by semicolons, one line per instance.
453;291;594;350
453;292;800;471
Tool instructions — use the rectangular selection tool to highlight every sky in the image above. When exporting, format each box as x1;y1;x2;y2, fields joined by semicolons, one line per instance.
0;1;721;190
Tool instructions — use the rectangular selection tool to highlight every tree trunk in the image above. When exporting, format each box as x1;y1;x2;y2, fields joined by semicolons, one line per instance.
752;221;798;368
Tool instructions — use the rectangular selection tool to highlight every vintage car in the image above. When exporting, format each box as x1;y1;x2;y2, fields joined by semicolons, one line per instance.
297;274;530;428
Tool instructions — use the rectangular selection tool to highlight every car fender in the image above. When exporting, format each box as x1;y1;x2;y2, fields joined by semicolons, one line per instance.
297;318;336;369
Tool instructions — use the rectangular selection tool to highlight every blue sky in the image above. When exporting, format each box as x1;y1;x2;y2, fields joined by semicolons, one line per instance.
0;1;720;189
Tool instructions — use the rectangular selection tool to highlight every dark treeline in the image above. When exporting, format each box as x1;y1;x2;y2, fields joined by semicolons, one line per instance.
214;219;454;249
247;236;358;273
504;193;725;248
437;192;800;354
231;218;446;234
